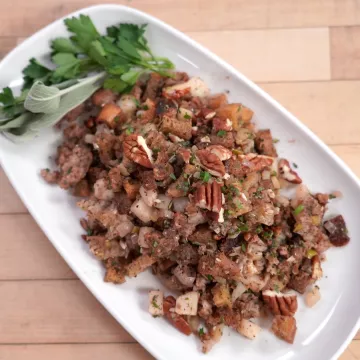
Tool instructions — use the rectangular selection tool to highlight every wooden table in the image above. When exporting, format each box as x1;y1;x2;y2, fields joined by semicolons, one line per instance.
0;1;359;359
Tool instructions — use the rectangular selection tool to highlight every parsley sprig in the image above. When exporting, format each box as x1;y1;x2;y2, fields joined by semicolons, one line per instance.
0;15;174;139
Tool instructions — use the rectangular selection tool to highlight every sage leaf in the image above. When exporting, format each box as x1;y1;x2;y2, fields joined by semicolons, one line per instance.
28;80;102;131
24;82;61;114
0;112;31;130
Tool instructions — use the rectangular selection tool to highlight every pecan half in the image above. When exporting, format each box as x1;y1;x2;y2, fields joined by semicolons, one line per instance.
271;315;297;344
194;181;222;213
227;153;273;177
278;159;302;184
196;149;226;177
207;145;232;161
262;290;298;316
123;134;153;168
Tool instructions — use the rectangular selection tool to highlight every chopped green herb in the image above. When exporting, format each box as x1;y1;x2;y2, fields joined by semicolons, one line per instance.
125;126;134;135
183;113;191;120
170;173;176;181
198;327;205;336
142;104;149;110
253;187;264;199
67;167;72;174
189;154;196;164
263;231;274;240
292;162;298;168
255;225;263;234
293;204;304;215
152;147;160;154
241;243;246;252
234;199;243;209
45;168;50;172
200;171;211;183
237;105;242;112
180;140;191;147
217;130;227;137
114;116;120;123
271;170;277;177
133;98;140;107
86;229;93;236
272;138;280;143
229;185;240;196
206;275;213;281
329;194;336;199
238;224;249;232
221;186;227;193
152;296;160;309
273;284;280;293
152;241;158;248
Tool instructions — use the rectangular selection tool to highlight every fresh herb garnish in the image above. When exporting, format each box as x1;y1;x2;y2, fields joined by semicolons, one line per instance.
183;113;191;120
198;327;205;336
293;204;304;215
238;224;249;232
152;241;158;248
329;194;336;199
200;171;211;183
216;130;227;137
86;229;93;236
241;243;247;252
206;275;213;281
292;162;298;168
152;295;160;309
170;173;177;181
255;225;263;234
272;138;280;143
0;14;174;141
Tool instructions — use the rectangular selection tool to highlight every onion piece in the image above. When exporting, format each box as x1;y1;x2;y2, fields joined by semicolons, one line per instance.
131;198;158;223
155;194;172;209
237;319;261;339
138;227;154;248
140;186;158;207
305;286;321;308
173;265;196;287
173;197;189;212
231;282;247;303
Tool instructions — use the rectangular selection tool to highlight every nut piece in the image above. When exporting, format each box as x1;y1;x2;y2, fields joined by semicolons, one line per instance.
207;145;232;161
195;181;222;213
271;315;297;344
212;117;233;132
278;159;302;184
311;255;323;280
123;134;153;168
262;290;298;316
196;149;226;177
96;103;123;128
323;215;350;247
227;153;273;177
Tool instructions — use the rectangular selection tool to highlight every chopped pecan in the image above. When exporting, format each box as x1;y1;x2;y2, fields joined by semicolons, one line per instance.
123;177;141;200
227;153;273;177
262;290;298;316
195;181;222;213
271;315;297;344
123;134;153;168
207;145;232;161
324;215;350;247
163;296;192;335
178;148;191;164
212;117;233;132
311;255;323;280
278;159;302;184
196;149;226;177
96;103;124;128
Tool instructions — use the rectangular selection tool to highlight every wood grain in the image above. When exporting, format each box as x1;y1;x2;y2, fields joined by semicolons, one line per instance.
0;344;154;360
330;26;360;80
0;281;132;343
191;28;331;82
0;215;75;280
1;0;360;37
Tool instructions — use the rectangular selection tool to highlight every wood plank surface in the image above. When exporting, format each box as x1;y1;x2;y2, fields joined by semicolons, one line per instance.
0;281;133;343
1;0;360;37
0;1;359;359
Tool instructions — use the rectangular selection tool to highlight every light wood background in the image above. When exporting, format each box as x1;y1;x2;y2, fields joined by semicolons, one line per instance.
0;0;360;359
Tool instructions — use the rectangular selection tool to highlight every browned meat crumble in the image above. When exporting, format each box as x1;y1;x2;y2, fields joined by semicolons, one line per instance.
41;72;350;352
